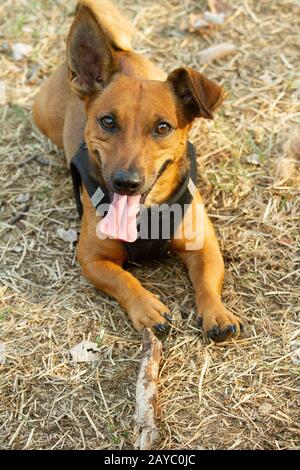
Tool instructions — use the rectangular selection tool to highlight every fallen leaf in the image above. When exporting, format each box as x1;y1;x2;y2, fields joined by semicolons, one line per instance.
180;14;212;33
199;43;236;64
0;342;6;365
70;341;100;363
56;228;78;243
12;245;23;253
15;193;30;203
12;42;32;61
203;11;225;25
180;10;226;34
246;153;260;165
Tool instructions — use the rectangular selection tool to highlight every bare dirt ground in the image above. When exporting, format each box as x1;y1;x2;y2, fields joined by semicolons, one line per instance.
0;0;299;450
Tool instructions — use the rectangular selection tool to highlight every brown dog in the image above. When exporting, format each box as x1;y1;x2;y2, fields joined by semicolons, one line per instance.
33;0;243;342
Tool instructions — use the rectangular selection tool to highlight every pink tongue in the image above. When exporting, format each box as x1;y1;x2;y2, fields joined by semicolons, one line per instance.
97;193;141;242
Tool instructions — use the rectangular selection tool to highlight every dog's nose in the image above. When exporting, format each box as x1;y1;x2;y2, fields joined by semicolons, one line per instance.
111;170;143;194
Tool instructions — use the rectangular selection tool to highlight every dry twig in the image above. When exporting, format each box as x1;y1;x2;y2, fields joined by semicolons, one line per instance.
133;329;162;450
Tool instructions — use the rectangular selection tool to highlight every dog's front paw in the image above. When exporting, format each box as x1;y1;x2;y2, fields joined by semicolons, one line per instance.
198;305;243;343
128;293;171;334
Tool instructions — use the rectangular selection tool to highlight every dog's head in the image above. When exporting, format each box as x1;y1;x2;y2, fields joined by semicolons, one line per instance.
67;4;225;204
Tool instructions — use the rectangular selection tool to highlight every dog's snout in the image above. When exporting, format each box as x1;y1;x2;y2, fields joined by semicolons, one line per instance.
111;170;143;194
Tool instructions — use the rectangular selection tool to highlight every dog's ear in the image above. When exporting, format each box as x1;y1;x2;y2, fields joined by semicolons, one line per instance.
67;5;119;100
167;67;225;122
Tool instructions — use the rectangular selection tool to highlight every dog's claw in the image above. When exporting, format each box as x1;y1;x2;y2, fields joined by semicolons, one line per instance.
164;313;173;323
196;316;203;328
217;324;236;341
206;323;242;342
154;323;167;333
207;325;220;341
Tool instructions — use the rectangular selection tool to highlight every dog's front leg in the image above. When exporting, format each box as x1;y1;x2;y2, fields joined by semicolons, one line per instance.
80;258;170;332
171;198;243;342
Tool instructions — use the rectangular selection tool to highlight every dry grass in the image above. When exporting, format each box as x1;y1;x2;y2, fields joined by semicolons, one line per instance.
0;0;300;450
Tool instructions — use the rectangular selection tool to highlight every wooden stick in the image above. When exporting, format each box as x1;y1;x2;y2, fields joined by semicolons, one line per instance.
133;328;162;450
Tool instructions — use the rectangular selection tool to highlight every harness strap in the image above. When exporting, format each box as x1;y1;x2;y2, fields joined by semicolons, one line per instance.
70;142;110;218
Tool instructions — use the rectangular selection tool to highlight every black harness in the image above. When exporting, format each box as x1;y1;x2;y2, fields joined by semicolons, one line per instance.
70;142;197;262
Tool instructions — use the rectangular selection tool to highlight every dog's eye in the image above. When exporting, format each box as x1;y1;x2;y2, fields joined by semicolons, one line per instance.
153;121;172;136
99;115;117;131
